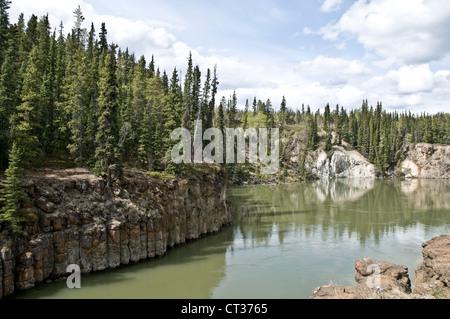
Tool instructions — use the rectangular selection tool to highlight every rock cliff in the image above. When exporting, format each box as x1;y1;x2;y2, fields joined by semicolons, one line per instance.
306;142;380;179
0;166;232;298
400;143;450;179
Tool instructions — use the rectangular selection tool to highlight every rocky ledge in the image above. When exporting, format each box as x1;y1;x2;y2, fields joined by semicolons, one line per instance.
310;235;450;299
0;165;232;298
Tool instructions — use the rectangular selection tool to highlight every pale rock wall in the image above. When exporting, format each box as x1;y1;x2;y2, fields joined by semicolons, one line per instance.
401;143;450;179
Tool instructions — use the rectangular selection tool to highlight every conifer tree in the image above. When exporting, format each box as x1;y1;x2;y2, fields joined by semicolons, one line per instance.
0;0;11;68
10;46;44;169
242;99;249;130
201;68;211;127
207;66;219;129
99;22;108;54
65;43;88;165
94;45;122;187
228;91;237;128
0;29;21;170
0;143;26;233
73;5;86;45
191;65;201;122
280;96;287;127
217;96;226;133
183;52;193;131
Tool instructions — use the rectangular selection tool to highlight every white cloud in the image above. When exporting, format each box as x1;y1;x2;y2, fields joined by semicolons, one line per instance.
318;0;450;65
321;0;343;13
386;64;435;94
297;55;371;77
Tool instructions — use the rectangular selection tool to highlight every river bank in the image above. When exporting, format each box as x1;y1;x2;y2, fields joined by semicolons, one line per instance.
0;165;232;298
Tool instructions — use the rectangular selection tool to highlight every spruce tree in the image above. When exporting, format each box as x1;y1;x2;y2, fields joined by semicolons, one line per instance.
0;29;21;170
228;91;237;128
99;22;108;54
191;65;201;122
183;52;193;131
94;45;122;187
65;44;88;165
10;46;44;169
201;68;211;127
0;0;11;68
0;143;26;233
280;96;287;127
242;99;249;130
207;66;219;129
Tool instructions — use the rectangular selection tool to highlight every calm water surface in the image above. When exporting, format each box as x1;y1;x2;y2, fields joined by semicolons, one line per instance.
14;179;449;299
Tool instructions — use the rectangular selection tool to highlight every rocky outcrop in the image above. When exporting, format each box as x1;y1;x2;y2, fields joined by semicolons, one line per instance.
401;143;450;179
310;235;450;299
414;235;450;295
310;258;411;299
0;166;232;298
307;142;379;179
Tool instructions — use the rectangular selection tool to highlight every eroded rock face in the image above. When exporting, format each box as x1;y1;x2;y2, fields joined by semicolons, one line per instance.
401;143;450;179
0;167;232;298
307;143;379;179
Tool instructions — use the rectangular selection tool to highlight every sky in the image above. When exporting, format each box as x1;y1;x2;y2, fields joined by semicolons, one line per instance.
8;0;450;114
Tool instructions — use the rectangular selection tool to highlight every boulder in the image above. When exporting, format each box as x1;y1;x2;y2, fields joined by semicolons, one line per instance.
310;258;411;299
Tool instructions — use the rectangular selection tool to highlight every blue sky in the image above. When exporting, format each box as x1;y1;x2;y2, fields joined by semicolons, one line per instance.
9;0;450;114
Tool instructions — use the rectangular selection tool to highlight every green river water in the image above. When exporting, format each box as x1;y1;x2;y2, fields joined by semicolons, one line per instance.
13;178;449;299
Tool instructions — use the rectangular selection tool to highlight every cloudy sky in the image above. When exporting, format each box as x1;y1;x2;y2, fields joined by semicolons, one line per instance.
9;0;450;114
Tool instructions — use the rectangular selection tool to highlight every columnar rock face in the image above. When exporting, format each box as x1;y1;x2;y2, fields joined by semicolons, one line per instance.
0;166;232;298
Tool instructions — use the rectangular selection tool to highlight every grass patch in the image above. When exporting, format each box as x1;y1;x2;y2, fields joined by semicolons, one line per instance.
145;171;176;181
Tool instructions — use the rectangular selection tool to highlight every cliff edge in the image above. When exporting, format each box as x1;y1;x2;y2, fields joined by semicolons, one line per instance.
0;165;232;298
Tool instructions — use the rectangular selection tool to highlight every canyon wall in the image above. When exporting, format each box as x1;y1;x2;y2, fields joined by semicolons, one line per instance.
0;166;232;298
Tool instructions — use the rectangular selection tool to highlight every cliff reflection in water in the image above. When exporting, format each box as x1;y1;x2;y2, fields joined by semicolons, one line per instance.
228;179;450;246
